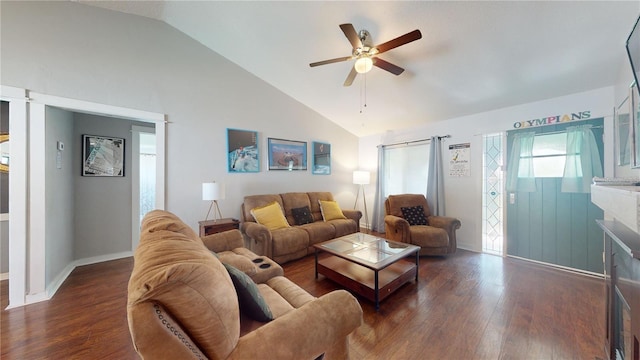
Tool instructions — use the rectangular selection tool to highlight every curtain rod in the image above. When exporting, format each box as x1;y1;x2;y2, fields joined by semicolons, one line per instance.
507;125;604;137
380;135;451;148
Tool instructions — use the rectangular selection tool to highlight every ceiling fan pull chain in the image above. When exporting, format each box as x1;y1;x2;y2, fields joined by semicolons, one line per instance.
360;73;368;114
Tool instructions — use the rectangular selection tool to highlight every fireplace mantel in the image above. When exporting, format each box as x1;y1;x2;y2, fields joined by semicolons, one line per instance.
591;185;640;234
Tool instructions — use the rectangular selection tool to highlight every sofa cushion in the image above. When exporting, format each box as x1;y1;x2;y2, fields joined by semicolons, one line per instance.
291;206;314;225
328;219;358;238
224;263;274;322
251;201;290;230
271;227;310;256
319;200;347;221
409;226;449;248
217;251;258;276
401;205;428;226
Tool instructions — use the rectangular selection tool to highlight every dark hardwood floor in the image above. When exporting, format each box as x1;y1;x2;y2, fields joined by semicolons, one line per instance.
1;241;605;359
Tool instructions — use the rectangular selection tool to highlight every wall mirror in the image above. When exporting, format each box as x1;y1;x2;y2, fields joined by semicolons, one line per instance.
616;95;631;166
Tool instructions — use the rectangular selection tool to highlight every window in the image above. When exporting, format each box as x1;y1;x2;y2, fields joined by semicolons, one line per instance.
382;143;429;196
528;133;567;178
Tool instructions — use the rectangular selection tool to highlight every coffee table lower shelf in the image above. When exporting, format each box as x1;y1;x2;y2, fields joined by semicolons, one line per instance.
317;256;417;309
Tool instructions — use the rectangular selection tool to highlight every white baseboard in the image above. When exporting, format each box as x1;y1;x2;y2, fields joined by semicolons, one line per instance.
46;262;76;299
0;272;8;281
74;251;133;267
18;251;134;307
456;244;481;253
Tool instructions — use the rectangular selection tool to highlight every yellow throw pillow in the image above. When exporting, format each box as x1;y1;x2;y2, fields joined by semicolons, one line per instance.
319;200;347;221
250;201;290;230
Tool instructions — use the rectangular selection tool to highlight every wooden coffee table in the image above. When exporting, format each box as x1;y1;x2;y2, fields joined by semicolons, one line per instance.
314;232;419;310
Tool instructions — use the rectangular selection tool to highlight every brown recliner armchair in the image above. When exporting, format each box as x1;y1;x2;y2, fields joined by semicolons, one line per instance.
384;194;461;256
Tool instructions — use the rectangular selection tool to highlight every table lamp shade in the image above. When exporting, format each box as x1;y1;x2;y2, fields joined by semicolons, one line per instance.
202;182;225;201
353;171;370;185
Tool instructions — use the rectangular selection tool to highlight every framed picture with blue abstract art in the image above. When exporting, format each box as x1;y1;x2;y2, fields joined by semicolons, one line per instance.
268;138;307;171
227;128;259;173
312;141;331;175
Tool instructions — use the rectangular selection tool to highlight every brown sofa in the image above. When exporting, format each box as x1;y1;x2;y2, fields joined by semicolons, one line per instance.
241;192;362;264
385;194;461;256
127;210;363;359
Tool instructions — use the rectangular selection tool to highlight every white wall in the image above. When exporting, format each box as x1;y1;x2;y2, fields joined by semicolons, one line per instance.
44;107;75;286
360;87;623;252
0;1;359;234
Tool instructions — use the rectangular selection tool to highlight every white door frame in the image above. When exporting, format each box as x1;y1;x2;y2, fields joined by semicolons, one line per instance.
131;125;156;251
1;85;28;309
5;90;166;308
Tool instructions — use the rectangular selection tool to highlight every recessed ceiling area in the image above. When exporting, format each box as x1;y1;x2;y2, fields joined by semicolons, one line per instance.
80;1;639;137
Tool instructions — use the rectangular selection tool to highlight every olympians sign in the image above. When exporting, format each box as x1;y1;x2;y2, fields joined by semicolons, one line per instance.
513;111;591;129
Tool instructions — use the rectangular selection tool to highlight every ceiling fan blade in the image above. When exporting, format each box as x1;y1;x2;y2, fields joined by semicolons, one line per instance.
373;58;405;75
375;29;422;54
309;56;353;67
343;67;358;87
340;23;362;49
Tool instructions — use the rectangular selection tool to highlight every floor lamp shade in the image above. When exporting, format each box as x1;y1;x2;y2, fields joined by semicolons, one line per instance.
202;182;225;201
353;171;370;185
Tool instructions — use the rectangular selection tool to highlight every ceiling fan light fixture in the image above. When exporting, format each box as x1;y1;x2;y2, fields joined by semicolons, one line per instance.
354;57;373;74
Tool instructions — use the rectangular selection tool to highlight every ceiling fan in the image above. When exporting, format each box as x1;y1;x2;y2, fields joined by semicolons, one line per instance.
309;24;422;86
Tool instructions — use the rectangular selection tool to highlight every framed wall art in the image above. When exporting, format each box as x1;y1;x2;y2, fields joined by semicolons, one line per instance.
268;138;307;171
312;141;331;175
82;134;125;176
227;128;259;173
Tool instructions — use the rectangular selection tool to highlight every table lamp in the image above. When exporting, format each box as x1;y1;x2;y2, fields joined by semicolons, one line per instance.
202;181;225;221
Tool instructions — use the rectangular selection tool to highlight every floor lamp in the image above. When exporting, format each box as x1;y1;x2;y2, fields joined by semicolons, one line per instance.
353;170;370;233
202;181;225;221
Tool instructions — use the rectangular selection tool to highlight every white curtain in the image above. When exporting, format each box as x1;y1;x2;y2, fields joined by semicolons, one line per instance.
371;145;386;232
426;136;445;215
506;131;536;192
561;125;603;193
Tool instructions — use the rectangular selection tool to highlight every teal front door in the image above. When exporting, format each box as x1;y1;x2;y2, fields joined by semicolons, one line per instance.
506;118;604;274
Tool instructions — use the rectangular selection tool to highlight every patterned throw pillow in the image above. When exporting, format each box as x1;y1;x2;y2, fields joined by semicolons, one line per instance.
291;206;314;225
401;205;428;226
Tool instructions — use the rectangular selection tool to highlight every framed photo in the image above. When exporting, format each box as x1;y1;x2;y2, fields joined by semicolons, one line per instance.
268;138;307;171
227;128;259;173
312;141;331;175
82;134;125;176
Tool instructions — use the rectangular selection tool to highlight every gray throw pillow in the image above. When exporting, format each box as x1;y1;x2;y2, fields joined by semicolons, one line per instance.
291;206;314;225
223;263;273;322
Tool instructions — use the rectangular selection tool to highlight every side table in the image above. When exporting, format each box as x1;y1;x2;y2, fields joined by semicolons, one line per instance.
198;218;240;237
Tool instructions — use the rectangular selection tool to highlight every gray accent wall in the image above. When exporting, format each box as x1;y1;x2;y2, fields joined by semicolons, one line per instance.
73;113;133;259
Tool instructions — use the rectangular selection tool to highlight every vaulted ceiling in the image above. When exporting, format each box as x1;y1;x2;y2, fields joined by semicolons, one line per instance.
81;1;639;137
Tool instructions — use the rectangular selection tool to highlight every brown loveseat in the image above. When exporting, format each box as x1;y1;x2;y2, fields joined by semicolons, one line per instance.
127;210;363;359
241;192;362;264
